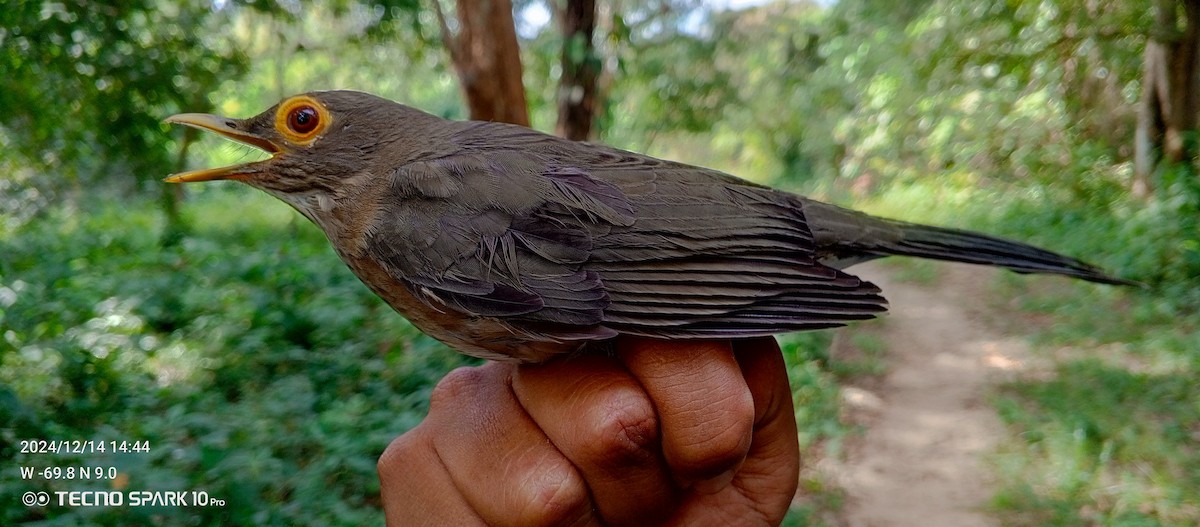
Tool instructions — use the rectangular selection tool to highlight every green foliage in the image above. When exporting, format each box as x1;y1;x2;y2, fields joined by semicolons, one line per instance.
779;325;893;525
779;332;840;450
1;190;476;525
604;0;1153;200
0;1;247;195
602;26;737;140
518;0;735;146
993;359;1200;526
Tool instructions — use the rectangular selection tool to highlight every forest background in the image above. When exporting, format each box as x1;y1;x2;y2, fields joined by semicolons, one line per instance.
3;0;1199;525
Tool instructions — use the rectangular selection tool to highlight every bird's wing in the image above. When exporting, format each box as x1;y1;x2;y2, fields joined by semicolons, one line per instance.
369;122;887;342
580;161;889;337
365;147;629;341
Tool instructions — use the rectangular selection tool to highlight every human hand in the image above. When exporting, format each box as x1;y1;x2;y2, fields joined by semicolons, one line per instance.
378;336;799;526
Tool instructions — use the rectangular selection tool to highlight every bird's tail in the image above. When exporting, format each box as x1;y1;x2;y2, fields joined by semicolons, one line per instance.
875;219;1136;286
799;200;1134;286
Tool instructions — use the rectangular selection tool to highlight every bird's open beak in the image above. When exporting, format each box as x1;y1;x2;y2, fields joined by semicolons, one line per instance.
163;113;282;183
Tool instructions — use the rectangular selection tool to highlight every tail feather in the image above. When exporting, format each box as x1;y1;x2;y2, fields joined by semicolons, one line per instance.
799;199;1135;286
881;220;1136;286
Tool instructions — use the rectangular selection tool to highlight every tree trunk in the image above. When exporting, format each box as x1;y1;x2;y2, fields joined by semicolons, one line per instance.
555;0;600;141
435;0;530;126
1134;0;1200;196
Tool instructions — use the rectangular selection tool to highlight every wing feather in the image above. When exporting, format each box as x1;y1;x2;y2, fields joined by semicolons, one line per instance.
368;122;890;345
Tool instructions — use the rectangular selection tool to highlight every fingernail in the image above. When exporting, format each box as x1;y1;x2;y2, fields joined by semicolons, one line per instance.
692;469;736;495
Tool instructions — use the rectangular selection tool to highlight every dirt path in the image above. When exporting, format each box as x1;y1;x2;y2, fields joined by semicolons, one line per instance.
822;262;1032;527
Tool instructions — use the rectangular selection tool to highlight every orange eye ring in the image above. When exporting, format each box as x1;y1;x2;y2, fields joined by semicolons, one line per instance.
274;96;330;145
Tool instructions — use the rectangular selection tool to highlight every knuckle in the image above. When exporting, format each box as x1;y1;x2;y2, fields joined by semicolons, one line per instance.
429;366;487;410
578;391;660;468
672;389;755;478
377;431;421;481
511;460;591;527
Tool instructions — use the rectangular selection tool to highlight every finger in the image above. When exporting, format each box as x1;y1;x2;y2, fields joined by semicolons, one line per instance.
514;354;678;526
730;337;800;520
378;425;485;526
617;337;755;492
668;337;801;526
425;364;600;527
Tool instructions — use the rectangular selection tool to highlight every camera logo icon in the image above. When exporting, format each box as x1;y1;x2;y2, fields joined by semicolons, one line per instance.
22;491;50;507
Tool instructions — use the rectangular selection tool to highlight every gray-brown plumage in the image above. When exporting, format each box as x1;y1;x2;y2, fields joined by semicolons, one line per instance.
165;90;1132;362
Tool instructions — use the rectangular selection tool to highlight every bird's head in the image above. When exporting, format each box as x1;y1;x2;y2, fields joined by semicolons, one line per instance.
164;90;436;197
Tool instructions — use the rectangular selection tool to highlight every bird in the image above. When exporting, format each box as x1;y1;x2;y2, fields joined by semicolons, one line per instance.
164;90;1132;362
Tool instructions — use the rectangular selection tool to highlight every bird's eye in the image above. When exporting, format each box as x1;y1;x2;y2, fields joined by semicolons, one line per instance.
274;96;330;145
287;106;320;134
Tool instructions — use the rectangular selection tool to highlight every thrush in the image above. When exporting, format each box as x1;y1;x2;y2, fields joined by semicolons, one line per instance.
165;90;1131;362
